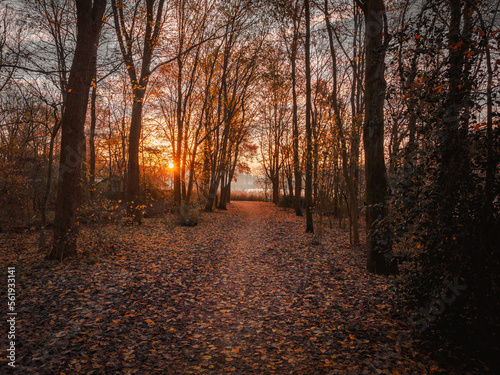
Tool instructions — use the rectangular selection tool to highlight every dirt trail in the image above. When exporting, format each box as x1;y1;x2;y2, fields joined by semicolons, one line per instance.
206;202;298;352
177;202;408;374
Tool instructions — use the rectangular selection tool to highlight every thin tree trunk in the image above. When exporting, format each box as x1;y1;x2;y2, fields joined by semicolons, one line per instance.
482;15;494;218
218;178;229;209
181;134;189;200
205;177;219;212
121;115;127;199
272;175;280;204
304;0;314;233
89;75;97;198
278;3;302;213
174;56;183;206
39;113;61;251
324;0;359;245
186;150;197;203
291;22;302;216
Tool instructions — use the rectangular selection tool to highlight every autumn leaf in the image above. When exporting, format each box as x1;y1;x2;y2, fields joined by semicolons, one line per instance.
475;29;485;37
450;40;464;50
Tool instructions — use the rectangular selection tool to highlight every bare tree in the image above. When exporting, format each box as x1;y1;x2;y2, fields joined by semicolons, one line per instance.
304;0;314;233
48;0;106;260
275;0;304;216
111;0;166;223
322;0;361;244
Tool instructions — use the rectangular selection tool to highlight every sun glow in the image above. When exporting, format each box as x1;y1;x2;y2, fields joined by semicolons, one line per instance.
168;163;174;169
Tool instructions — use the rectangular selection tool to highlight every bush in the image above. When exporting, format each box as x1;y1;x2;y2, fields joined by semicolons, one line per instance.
277;195;294;208
78;198;125;224
176;202;199;227
0;159;45;231
386;130;500;367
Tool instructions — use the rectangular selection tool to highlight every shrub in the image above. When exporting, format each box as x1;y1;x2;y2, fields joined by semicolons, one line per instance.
78;198;125;224
176;202;199;227
386;131;500;365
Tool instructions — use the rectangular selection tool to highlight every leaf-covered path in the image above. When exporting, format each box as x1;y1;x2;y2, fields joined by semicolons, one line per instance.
1;202;468;374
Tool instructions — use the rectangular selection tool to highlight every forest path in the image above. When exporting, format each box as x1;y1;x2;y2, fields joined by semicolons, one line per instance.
197;202;302;363
5;201;455;374
175;201;414;374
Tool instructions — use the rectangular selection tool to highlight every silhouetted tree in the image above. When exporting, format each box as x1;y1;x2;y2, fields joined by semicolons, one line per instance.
48;0;106;260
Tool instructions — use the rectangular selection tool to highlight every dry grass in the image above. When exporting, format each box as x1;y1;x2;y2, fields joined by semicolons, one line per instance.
230;190;266;201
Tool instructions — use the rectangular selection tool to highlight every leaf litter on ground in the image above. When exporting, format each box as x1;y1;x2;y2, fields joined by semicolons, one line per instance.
0;202;475;374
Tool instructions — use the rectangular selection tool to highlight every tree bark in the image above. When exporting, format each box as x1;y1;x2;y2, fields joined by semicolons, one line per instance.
481;12;495;220
126;90;145;223
362;0;397;274
204;178;219;212
48;0;106;260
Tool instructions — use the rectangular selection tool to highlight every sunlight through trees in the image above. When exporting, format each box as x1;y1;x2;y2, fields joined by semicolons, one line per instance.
1;0;499;370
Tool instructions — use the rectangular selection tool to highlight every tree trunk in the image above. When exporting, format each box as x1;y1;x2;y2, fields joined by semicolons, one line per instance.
39;114;61;251
112;0;165;223
121;116;127;199
291;24;302;216
174;56;183;206
48;0;106;260
186;146;198;203
126;90;145;224
362;0;397;275
89;76;97;198
205;177;219;212
304;0;314;233
181;135;189;200
218;180;229;210
482;14;494;220
324;0;359;245
439;0;471;224
287;171;294;202
272;174;279;204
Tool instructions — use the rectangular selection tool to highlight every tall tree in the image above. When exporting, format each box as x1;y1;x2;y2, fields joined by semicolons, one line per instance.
112;0;165;223
322;0;361;245
48;0;106;260
290;3;303;216
275;0;303;216
304;0;314;233
14;0;76;250
171;0;212;206
359;0;397;274
202;1;262;212
259;43;290;204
